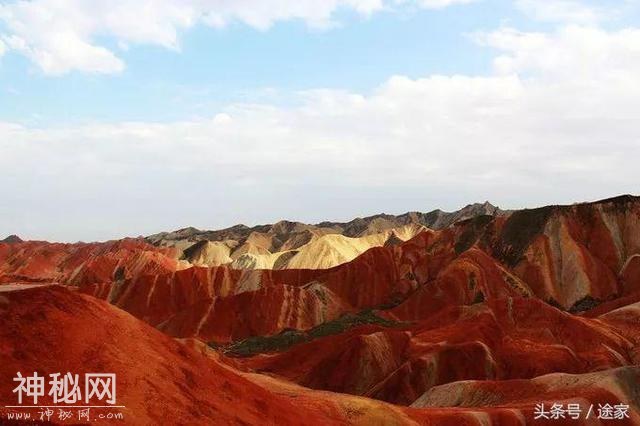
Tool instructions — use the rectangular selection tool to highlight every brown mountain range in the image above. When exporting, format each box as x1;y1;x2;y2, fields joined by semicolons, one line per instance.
146;201;506;270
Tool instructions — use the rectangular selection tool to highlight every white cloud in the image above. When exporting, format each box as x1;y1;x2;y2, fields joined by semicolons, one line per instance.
475;26;640;80
515;0;609;24
2;25;640;241
0;0;468;75
417;0;476;9
3;33;125;75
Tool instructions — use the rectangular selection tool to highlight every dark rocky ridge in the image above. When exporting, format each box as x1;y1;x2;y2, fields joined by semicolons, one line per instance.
1;235;23;244
146;201;507;247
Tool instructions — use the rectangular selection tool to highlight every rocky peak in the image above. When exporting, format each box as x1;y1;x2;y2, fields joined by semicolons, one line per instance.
1;235;23;244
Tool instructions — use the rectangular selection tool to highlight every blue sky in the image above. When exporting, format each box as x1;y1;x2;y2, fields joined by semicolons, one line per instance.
1;0;527;125
1;0;640;241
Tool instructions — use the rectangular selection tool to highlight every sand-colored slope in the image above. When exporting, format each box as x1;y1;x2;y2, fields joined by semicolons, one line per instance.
285;233;388;269
228;241;281;269
181;240;235;266
174;223;427;270
284;224;426;270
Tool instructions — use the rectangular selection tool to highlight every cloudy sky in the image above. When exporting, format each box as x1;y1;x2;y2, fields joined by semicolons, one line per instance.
1;0;639;242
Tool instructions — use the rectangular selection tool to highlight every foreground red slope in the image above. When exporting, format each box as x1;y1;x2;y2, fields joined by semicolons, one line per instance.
412;366;640;424
4;285;636;425
0;285;430;425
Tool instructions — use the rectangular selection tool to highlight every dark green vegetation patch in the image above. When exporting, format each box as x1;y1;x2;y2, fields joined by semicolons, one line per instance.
215;310;403;357
569;295;602;313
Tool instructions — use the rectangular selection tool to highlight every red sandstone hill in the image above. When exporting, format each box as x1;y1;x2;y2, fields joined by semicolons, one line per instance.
236;296;640;406
60;195;640;345
0;238;179;285
1;285;638;425
0;285;428;425
1;195;639;424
